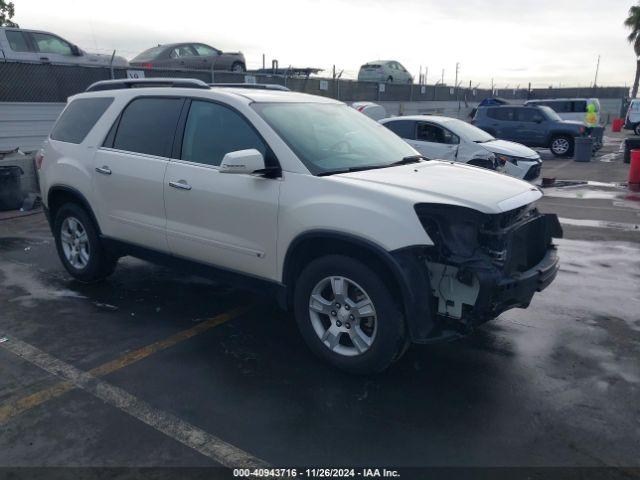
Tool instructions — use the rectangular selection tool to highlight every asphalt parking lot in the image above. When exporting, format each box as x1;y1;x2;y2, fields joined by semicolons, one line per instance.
0;130;639;477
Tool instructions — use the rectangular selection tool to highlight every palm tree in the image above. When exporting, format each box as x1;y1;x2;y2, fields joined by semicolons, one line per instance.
625;3;640;98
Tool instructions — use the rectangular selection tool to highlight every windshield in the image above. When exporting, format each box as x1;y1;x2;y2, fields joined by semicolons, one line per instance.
538;105;562;121
252;103;418;175
442;118;495;143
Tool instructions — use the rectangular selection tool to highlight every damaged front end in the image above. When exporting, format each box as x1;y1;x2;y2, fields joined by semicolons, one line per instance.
406;202;562;342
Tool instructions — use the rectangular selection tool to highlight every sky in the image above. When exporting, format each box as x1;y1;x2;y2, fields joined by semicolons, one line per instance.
11;0;638;88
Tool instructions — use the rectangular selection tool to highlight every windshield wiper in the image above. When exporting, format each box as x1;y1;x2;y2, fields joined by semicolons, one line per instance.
317;164;389;176
473;139;494;143
389;155;429;165
317;155;429;177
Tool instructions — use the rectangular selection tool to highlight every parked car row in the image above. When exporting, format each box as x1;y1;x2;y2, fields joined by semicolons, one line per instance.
0;27;245;72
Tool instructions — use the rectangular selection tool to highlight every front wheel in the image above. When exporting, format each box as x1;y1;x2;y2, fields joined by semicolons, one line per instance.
53;203;117;283
550;136;574;157
294;255;407;374
634;123;640;136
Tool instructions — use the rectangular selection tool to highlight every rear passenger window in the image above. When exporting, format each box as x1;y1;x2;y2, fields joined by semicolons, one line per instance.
384;120;416;139
181;100;266;166
51;97;114;144
6;31;31;52
113;97;183;157
487;108;515;121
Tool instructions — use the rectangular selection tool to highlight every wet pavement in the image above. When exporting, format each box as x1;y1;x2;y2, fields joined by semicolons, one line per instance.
0;132;639;474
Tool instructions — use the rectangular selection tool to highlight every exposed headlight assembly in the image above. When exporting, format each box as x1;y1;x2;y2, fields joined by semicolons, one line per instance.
414;204;484;259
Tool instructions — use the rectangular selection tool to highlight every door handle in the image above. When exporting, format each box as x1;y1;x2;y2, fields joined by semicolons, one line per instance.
95;166;112;175
169;180;192;190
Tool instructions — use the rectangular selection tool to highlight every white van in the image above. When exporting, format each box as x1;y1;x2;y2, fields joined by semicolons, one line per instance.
625;98;640;135
524;98;600;126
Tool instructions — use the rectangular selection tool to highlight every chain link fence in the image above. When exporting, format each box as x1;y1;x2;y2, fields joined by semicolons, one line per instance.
0;60;629;104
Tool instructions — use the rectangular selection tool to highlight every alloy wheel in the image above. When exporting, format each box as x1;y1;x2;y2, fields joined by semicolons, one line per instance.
308;276;377;357
60;217;90;269
551;138;570;155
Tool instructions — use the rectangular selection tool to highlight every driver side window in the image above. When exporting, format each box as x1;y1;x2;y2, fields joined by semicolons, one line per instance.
417;123;459;144
31;33;73;56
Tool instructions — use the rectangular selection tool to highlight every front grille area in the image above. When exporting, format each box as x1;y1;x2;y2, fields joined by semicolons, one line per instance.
479;208;549;273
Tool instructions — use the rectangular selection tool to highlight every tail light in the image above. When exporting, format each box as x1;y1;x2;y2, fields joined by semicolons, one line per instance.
579;126;586;135
35;151;44;170
357;106;366;112
142;63;153;69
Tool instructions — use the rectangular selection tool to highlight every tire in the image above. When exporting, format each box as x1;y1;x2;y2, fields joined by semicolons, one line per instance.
53;203;117;283
293;255;407;374
634;123;640;136
387;76;393;83
231;62;245;73
550;135;574;157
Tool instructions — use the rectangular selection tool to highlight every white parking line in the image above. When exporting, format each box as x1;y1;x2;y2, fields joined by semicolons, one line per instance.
0;336;270;469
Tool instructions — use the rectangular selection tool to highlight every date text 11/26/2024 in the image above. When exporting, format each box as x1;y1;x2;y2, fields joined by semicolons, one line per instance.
233;468;401;478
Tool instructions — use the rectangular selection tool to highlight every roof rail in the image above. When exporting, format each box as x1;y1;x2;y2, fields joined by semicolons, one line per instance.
208;83;290;91
85;78;210;92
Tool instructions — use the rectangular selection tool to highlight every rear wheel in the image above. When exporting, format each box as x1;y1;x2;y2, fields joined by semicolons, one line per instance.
550;136;574;157
231;62;245;73
53;203;117;283
294;255;407;374
634;123;640;136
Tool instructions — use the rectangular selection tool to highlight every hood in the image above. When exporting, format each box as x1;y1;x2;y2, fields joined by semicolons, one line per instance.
482;139;540;160
332;161;542;214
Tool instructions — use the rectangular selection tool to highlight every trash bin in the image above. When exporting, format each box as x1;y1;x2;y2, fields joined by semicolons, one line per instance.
0;165;24;211
574;136;593;162
624;137;640;164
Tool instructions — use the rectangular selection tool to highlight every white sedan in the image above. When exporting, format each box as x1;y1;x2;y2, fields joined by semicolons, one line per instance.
380;115;542;181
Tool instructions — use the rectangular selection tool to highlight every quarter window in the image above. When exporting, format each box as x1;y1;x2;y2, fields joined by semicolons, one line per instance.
112;98;183;157
181;100;267;167
51;97;114;144
6;31;31;52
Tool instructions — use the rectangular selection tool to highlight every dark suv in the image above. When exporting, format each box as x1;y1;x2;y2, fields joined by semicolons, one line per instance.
473;105;587;157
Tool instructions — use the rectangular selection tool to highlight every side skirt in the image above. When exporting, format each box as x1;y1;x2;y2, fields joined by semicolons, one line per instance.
101;237;288;309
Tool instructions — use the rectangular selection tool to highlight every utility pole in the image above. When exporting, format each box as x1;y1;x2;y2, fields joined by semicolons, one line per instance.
419;65;422;84
441;69;444;85
593;54;601;88
424;66;428;85
455;62;460;110
491;78;495;94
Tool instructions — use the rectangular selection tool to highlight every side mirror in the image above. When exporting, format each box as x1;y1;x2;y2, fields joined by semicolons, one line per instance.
70;44;81;56
220;149;266;175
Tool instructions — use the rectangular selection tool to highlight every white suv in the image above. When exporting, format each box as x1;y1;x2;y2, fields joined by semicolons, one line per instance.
37;78;562;373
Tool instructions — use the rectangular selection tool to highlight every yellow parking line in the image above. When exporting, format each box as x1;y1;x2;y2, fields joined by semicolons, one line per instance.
0;305;250;425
